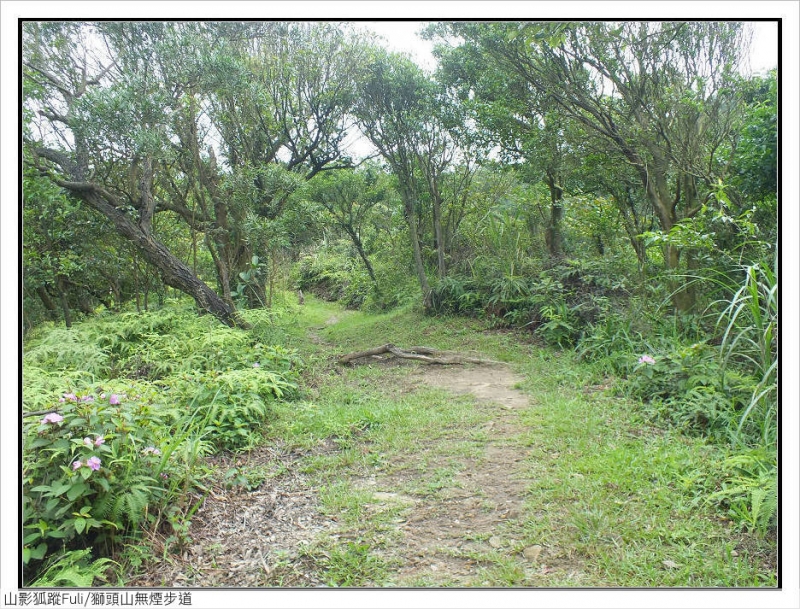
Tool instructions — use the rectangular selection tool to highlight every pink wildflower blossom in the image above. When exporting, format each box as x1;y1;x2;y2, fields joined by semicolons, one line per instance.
63;393;77;402
72;460;82;470
41;413;64;424
86;456;101;471
109;394;121;405
80;395;94;403
94;436;105;446
638;355;656;365
83;437;93;447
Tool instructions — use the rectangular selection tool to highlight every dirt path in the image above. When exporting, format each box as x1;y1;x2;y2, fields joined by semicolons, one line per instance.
134;331;537;587
383;364;536;585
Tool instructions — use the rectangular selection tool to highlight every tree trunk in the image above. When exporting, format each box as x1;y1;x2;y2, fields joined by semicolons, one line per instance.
58;179;248;328
76;292;94;315
35;285;59;319
345;226;377;283
431;190;447;279
35;143;247;327
55;276;72;328
544;172;565;258
401;192;431;308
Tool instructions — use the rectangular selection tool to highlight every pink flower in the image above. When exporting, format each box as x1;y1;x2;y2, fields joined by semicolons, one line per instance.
94;436;105;446
638;355;656;365
109;394;121;405
80;395;94;403
72;460;82;470
253;362;260;368
142;446;161;456
41;413;64;424
86;456;101;471
63;393;77;402
83;437;93;447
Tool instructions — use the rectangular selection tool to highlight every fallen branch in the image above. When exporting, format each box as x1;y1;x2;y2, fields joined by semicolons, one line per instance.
337;343;502;366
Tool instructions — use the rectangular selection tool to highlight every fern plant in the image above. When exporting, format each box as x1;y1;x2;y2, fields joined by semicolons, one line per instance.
708;451;777;534
30;549;115;587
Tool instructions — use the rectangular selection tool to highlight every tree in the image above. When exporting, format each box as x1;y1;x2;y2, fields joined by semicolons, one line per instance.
23;21;247;327
432;26;579;259
180;22;367;308
303;167;389;283
444;21;749;311
354;47;480;305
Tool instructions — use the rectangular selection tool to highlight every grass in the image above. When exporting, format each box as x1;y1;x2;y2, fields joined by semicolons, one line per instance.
256;295;776;587
22;293;776;587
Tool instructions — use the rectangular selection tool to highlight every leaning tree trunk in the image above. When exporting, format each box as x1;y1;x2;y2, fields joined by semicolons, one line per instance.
35;285;59;320
345;226;377;283
35;144;248;328
629;149;696;314
52;177;248;328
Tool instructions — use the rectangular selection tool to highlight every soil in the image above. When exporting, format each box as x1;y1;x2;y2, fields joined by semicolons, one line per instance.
131;337;540;587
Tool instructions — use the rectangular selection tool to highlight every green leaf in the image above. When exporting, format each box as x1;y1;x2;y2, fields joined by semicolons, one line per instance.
51;482;71;496
23;532;41;544
31;543;48;560
66;481;88;502
27;437;52;449
73;518;86;534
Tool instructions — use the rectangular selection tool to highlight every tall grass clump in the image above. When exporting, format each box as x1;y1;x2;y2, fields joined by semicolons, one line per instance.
621;255;778;534
709;259;777;534
716;259;777;446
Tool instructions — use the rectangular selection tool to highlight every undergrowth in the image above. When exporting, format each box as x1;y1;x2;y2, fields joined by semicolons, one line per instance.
22;299;302;585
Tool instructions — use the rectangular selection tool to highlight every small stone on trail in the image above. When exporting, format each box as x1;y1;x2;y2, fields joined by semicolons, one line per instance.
488;536;503;548
522;545;543;562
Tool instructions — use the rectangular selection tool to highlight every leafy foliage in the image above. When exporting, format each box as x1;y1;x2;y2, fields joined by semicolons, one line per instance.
22;303;302;584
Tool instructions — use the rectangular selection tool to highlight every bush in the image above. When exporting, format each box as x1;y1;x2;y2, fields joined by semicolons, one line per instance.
23;390;181;583
22;305;305;584
576;313;644;374
293;240;364;305
173;364;300;451
625;343;756;440
708;450;777;534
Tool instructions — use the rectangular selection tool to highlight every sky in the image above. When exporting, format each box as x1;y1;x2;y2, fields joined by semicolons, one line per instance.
344;19;779;159
361;19;778;76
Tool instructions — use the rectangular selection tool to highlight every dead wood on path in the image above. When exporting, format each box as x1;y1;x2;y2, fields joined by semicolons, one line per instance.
337;343;502;366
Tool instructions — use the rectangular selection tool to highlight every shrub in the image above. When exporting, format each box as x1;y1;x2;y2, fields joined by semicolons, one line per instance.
22;305;305;584
625;343;757;440
22;390;181;583
188;366;300;450
293;240;362;304
576;313;644;374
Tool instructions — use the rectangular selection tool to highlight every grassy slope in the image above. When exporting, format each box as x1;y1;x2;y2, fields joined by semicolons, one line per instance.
258;297;776;587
